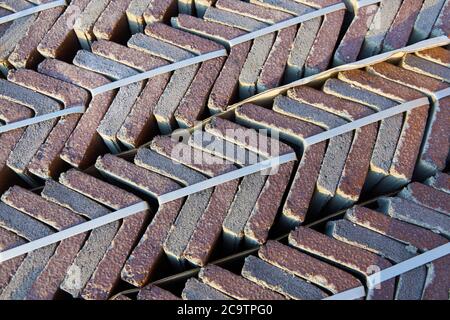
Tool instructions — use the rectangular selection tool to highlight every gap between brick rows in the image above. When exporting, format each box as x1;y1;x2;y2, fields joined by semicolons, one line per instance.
0;88;444;264
108;191;448;300
0;34;447;135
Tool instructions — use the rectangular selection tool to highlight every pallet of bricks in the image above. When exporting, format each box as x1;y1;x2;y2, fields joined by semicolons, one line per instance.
0;0;449;300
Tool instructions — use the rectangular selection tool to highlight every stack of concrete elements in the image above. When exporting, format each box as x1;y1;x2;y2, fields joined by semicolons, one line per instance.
1;1;448;191
0;1;449;301
134;176;449;300
173;0;347;91
0;0;96;75
334;0;449;65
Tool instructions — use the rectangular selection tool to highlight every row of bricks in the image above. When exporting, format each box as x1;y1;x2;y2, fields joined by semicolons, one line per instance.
132;177;449;300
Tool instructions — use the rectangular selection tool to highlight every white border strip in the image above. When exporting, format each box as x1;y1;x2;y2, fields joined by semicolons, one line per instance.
158;152;297;204
434;87;450;100
0;94;434;262
0;0;68;25
323;286;366;300
304;97;430;146
0;106;85;134
228;3;346;47
324;242;450;300
0;202;150;263
90;49;228;96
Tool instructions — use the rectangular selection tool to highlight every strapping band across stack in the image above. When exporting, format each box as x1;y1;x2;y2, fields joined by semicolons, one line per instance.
133;177;449;300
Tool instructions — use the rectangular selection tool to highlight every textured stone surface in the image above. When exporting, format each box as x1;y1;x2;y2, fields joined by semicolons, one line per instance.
0;227;25;295
1;186;87;300
290;227;395;300
347;205;450;300
137;285;181;300
175;57;226;128
8;7;64;69
259;240;363;294
430;0;449;36
367;62;448;95
184;180;239;266
304;9;345;76
42;180;119;298
216;0;292;23
257;25;297;91
163;188;213;261
153;65;199;134
282;142;326;224
209;42;252;112
204;7;268;32
378;197;450;237
242;255;328;300
425;172;450;194
206;117;294;157
95;154;181;198
199;264;286;300
338;70;429;184
151;135;237;177
0;100;32;191
59;170;149;300
8;69;89;179
245;162;294;244
128;33;195;62
37;58;113;168
361;0;403;57
145;22;224;54
188;131;263;167
38;0;91;59
0;80;60;176
382;0;423;52
329;219;426;300
182;278;233;300
235;103;323;146
401;54;450;83
121;198;184;287
412;0;446;41
334;4;378;65
74;0;111;49
222;173;266;242
399;182;450;216
173;14;245;46
416;47;450;67
93;0;133;41
135;148;207;186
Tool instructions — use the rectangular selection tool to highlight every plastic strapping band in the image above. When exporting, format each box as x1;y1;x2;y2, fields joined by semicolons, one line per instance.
324;242;450;300
227;3;346;47
0;202;150;263
158;152;297;204
0;94;435;262
303;97;430;146
434;87;450;100
0;105;86;134
91;3;346;96
90;49;228;96
0;0;68;25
